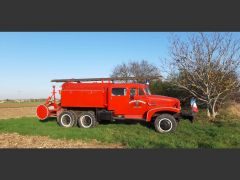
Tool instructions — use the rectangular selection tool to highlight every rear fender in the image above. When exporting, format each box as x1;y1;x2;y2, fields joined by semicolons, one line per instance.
146;107;180;122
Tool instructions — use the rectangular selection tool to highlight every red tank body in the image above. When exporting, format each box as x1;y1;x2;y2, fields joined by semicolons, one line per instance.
61;82;108;108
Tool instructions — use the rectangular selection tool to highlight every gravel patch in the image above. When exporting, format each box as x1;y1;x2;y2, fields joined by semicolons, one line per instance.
0;133;124;149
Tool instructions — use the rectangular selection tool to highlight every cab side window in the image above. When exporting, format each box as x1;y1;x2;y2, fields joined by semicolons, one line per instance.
138;88;145;96
112;88;127;96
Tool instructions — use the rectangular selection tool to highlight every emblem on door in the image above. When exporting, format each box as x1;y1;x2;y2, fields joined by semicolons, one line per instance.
129;100;146;108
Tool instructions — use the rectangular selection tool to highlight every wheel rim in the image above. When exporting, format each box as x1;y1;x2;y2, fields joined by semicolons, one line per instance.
80;115;93;128
60;114;72;127
158;118;173;132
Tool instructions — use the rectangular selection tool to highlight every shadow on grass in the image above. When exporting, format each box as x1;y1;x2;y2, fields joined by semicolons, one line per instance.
39;117;153;129
39;117;57;123
100;119;157;131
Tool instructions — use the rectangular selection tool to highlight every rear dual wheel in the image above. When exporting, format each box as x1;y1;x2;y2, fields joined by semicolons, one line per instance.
57;110;98;129
57;110;77;128
77;111;98;128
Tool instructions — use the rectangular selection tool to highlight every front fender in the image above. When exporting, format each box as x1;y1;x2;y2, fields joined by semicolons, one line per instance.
146;107;180;122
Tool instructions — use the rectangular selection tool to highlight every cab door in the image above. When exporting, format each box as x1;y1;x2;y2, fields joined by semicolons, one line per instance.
127;87;148;118
107;86;129;115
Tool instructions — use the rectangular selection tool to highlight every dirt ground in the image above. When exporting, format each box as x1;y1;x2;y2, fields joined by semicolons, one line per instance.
0;107;36;119
0;133;123;149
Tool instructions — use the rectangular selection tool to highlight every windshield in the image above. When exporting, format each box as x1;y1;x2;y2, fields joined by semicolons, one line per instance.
145;87;151;95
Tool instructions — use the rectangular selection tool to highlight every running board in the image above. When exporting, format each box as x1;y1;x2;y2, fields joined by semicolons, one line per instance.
113;117;145;121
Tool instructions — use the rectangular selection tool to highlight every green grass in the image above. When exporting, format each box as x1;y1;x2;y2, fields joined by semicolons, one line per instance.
0;113;240;148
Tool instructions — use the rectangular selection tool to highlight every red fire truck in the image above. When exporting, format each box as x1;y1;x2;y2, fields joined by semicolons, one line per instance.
36;77;183;133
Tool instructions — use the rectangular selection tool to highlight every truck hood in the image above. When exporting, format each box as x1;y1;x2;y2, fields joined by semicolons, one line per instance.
147;95;180;108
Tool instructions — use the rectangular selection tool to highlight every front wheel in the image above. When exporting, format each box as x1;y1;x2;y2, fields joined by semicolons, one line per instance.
154;114;177;133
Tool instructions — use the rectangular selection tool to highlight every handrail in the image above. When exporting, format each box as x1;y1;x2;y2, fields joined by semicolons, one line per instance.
51;76;162;83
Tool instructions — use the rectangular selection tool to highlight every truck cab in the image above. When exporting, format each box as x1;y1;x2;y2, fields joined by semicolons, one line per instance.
108;83;180;121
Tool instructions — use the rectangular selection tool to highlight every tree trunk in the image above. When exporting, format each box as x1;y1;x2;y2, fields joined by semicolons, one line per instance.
207;103;218;120
211;109;217;119
211;98;219;120
207;107;211;118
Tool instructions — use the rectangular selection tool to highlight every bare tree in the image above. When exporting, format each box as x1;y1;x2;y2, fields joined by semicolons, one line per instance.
110;63;131;82
111;60;161;83
169;32;240;119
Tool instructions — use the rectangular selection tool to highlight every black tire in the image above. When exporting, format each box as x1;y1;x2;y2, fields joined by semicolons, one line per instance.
154;114;177;133
77;111;98;128
57;110;77;128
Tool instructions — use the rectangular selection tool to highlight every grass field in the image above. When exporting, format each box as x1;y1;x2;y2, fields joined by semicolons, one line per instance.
0;101;45;108
0;112;239;148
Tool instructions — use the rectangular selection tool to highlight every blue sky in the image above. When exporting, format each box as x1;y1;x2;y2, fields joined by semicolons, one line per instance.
0;32;239;99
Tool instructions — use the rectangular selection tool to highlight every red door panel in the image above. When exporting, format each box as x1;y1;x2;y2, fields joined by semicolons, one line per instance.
108;87;129;115
127;88;148;117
